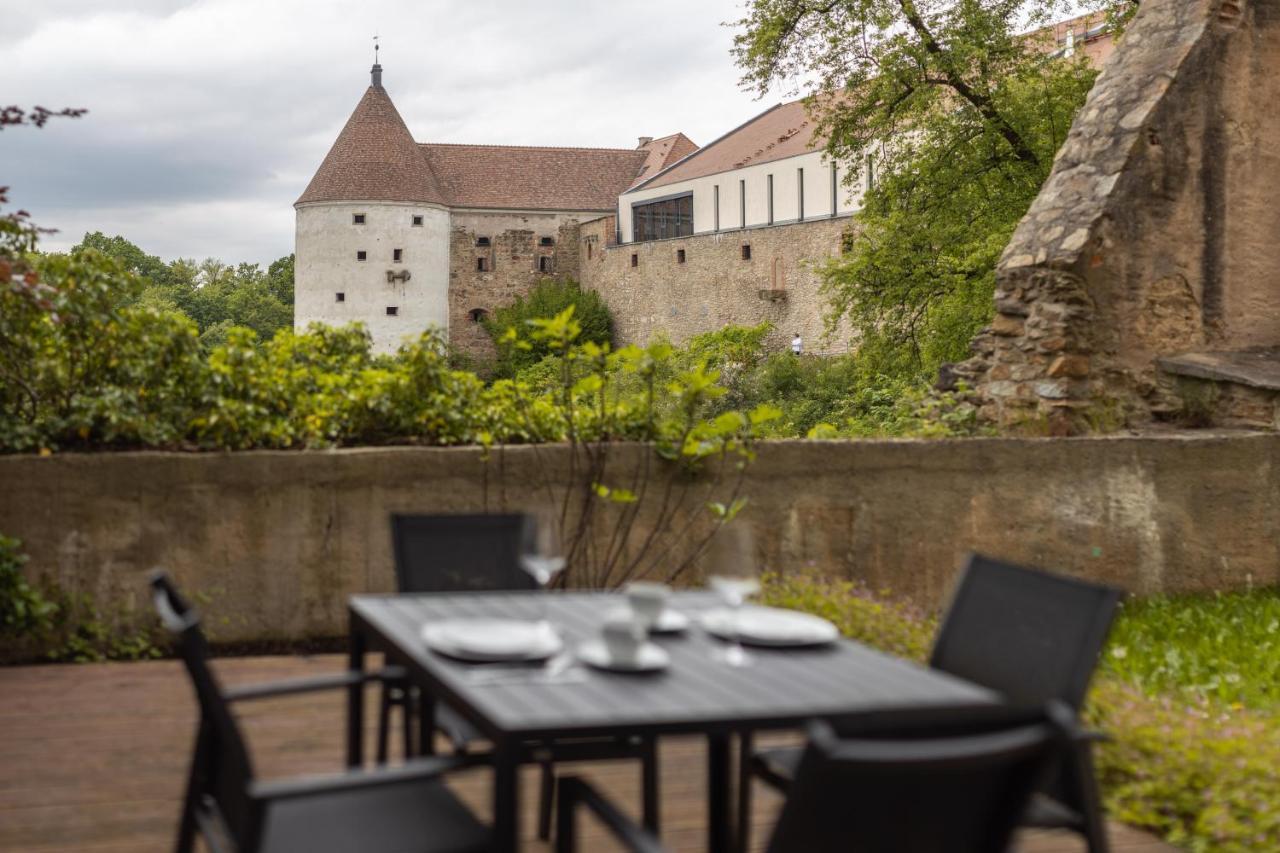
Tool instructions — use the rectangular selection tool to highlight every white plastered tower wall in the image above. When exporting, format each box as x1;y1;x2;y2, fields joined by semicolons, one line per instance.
295;201;450;355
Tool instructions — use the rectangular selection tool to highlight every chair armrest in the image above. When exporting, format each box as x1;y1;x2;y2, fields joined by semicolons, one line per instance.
249;754;473;802
225;666;407;702
555;777;667;853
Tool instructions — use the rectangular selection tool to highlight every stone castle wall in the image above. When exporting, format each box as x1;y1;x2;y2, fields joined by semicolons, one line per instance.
446;211;586;362
951;0;1280;432
578;216;855;351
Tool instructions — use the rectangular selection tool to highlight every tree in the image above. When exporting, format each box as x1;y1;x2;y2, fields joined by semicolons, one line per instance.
484;279;614;379
733;0;1126;377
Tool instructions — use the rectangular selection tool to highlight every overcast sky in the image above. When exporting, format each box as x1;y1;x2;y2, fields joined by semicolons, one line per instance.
2;0;775;267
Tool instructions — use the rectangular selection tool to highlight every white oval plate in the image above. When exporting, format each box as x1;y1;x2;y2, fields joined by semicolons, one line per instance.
422;619;563;662
700;606;839;647
578;640;670;672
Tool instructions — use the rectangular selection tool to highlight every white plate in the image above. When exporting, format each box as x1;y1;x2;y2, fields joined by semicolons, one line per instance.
649;609;691;634
700;606;839;647
422;619;563;662
578;640;670;672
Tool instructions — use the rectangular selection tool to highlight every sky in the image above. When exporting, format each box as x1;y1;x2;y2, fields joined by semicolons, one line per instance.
2;0;775;267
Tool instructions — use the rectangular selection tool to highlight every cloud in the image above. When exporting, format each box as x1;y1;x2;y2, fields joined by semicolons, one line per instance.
3;0;773;266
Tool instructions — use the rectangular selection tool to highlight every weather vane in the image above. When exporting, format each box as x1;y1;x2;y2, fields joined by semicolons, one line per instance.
373;33;380;63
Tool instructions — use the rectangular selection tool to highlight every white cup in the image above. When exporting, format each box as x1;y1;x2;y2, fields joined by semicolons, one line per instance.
626;581;670;631
601;611;646;664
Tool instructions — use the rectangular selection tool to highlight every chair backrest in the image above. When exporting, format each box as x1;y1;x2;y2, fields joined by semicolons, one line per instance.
930;554;1122;711
389;513;537;593
767;705;1071;853
150;571;256;847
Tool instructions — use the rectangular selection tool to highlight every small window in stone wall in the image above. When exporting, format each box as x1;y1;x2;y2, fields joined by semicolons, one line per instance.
630;253;638;268
540;236;555;246
469;308;489;324
676;248;686;264
587;243;593;260
741;244;752;261
393;248;403;262
335;292;345;303
386;306;398;316
539;256;551;273
353;213;366;225
357;250;367;261
412;215;423;226
476;236;491;247
477;257;488;272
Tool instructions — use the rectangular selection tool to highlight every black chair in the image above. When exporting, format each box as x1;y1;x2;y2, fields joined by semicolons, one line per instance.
739;553;1122;853
149;571;488;853
557;703;1080;853
380;512;660;842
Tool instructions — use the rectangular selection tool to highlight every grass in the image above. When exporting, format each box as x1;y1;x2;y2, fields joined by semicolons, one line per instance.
760;573;1280;853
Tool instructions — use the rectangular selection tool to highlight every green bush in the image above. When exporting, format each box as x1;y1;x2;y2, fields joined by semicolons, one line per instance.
0;535;56;639
484;278;613;378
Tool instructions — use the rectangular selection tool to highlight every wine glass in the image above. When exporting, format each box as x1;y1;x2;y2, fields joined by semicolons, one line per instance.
706;524;760;667
521;509;567;626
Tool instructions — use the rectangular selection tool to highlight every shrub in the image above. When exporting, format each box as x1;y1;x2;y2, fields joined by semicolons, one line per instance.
0;535;56;640
483;278;613;378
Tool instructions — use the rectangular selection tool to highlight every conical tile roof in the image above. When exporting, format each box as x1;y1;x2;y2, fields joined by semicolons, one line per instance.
296;84;447;206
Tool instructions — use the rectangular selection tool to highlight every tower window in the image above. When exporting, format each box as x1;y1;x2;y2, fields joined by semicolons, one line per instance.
468;308;489;324
353;213;366;225
335;292;345;302
538;256;551;273
676;248;686;264
476;236;491;247
356;250;367;261
412;215;423;226
540;236;555;246
393;248;403;262
630;253;638;268
741;244;752;261
587;243;593;260
477;257;488;272
767;174;774;225
386;306;398;316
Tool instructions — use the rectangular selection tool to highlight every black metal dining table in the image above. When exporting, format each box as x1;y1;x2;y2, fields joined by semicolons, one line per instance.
346;590;997;853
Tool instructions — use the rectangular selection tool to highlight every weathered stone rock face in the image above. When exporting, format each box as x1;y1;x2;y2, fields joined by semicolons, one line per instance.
577;216;854;352
956;0;1280;432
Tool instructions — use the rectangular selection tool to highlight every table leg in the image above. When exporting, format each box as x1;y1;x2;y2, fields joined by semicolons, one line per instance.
346;627;366;768
493;737;521;853
707;731;733;853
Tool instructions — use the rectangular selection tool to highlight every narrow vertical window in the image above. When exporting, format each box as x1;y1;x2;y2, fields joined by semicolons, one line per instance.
741;244;752;261
831;164;838;217
676;248;686;264
538;256;551;273
587;242;593;260
866;154;876;191
393;248;403;262
797;167;804;221
630;253;638;268
766;174;774;225
713;185;720;232
476;257;487;272
739;179;746;228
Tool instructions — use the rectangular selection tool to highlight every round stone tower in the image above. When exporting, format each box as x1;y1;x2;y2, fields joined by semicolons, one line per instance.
294;63;451;354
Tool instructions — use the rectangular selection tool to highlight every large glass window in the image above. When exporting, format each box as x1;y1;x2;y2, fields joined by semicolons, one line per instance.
631;193;693;242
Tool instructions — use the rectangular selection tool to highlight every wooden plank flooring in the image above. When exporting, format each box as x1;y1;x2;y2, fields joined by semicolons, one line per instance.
0;655;1177;852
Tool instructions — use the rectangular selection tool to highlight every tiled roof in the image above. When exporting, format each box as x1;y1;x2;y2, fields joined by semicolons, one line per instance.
420;143;650;211
630;133;700;188
296;85;448;206
631;100;823;192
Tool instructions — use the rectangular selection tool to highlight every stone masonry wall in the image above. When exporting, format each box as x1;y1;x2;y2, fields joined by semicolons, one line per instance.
951;0;1280;433
2;434;1276;648
447;211;585;363
578;216;855;352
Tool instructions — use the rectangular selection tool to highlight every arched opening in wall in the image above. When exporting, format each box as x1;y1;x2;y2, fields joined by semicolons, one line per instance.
771;257;786;290
468;308;489;324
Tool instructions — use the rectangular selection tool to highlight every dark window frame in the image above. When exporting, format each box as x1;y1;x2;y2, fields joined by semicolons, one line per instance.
797;167;805;221
539;236;555;247
356;250;367;261
630;253;638;268
713;185;720;232
476;257;488;272
630;191;693;243
676;248;686;264
353;213;366;225
767;174;774;225
412;215;423;227
739;179;746;228
385;306;398;316
538;255;552;273
393;248;403;263
335;292;345;303
476;236;491;247
741;243;752;261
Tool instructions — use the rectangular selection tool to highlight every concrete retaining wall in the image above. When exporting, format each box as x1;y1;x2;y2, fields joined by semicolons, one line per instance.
1;434;1276;646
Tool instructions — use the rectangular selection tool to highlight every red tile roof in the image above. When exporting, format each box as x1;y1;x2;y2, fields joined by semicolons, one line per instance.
630;133;700;188
296;85;448;206
419;143;652;211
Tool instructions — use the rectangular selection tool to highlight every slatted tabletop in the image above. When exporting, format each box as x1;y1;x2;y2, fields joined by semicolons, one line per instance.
348;590;998;852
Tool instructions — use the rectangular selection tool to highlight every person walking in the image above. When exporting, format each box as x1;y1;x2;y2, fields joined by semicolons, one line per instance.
791;332;803;355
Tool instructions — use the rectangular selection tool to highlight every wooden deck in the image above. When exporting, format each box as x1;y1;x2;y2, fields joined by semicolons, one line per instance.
0;655;1177;852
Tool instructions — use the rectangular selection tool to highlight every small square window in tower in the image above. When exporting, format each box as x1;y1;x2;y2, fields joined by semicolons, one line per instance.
741;244;752;261
356;250;367;261
393;248;403;262
676;249;686;264
477;257;488;272
540;237;555;247
476;236;491;247
335;292;345;303
630;253;638;268
412;215;423;226
538;256;551;273
386;306;398;316
353;213;366;225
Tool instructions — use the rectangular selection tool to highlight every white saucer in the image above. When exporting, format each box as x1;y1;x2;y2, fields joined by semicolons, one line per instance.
648;609;691;634
578;640;670;672
699;606;839;647
422;619;563;662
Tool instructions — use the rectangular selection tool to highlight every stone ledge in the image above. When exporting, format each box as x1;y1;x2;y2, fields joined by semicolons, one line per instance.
1158;348;1280;391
